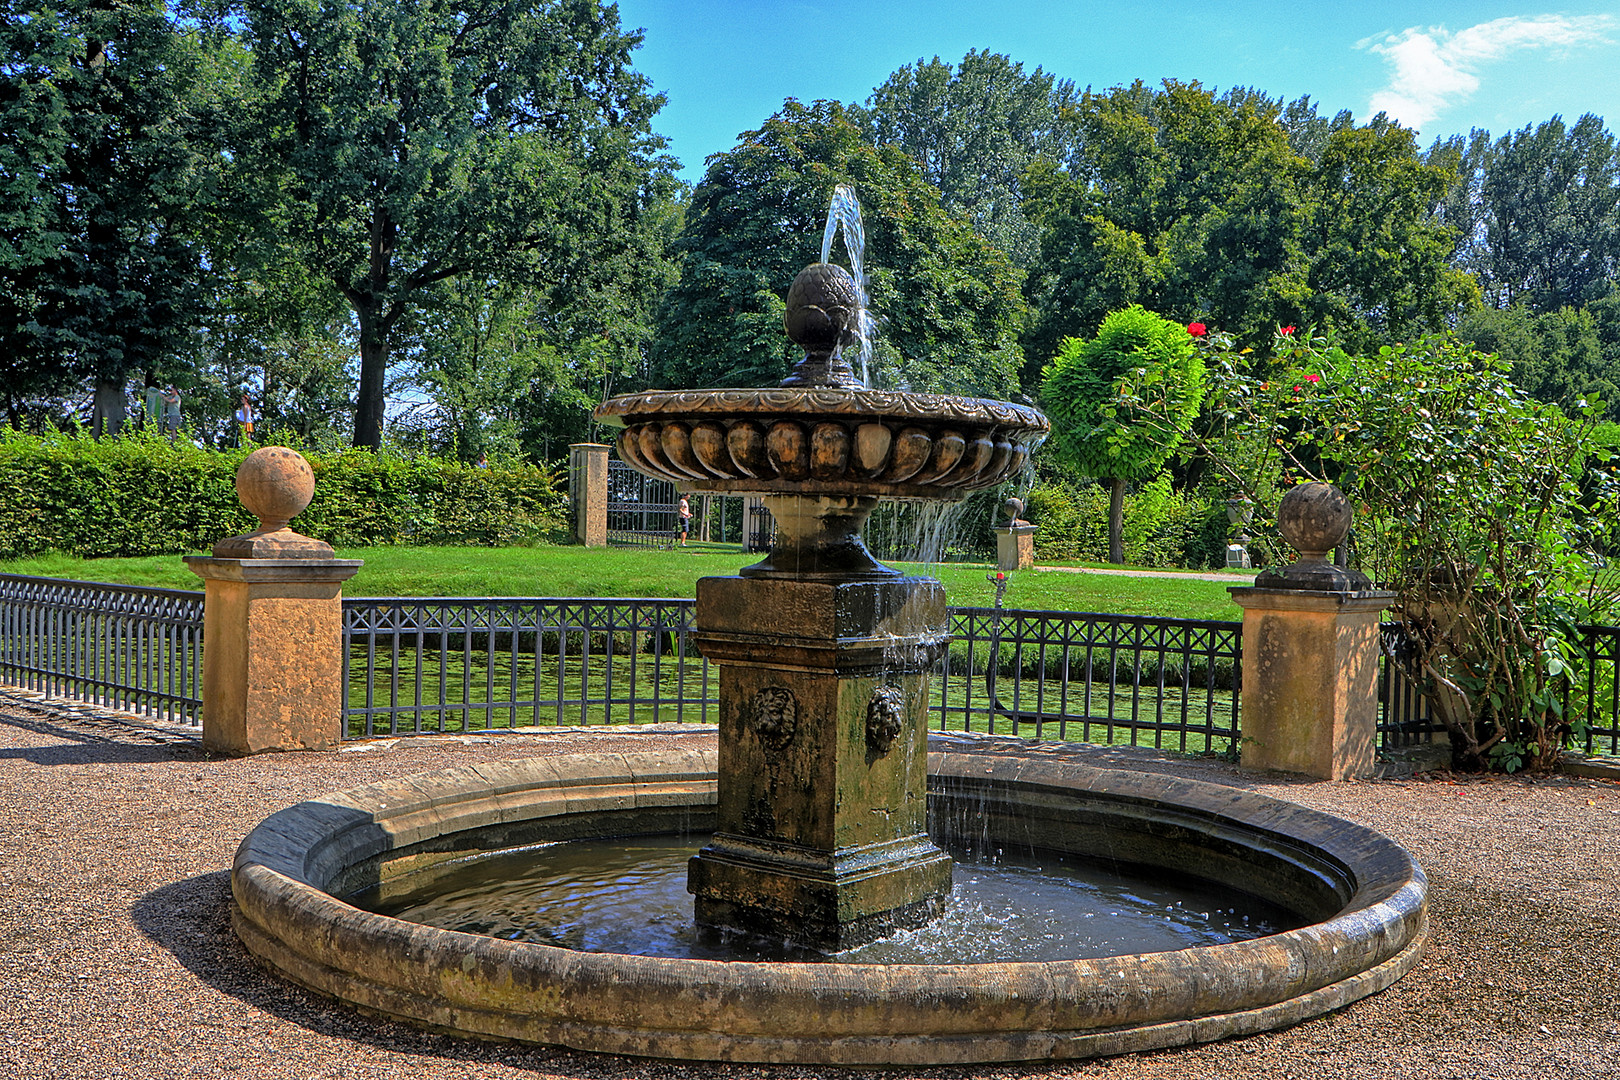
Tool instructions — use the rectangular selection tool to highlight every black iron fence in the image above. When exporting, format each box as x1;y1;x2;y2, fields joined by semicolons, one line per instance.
337;598;1246;750
0;574;204;725
341;597;713;738
4;573;1618;760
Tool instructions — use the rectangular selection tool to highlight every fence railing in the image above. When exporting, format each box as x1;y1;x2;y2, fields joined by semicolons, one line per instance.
0;574;204;725
341;596;715;738
5;575;1618;760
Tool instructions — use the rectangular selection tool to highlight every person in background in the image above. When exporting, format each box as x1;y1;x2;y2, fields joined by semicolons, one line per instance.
143;381;162;430
235;391;256;444
160;385;182;442
677;494;692;547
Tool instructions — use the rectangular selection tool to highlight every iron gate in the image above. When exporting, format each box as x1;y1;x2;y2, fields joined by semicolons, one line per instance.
606;460;678;547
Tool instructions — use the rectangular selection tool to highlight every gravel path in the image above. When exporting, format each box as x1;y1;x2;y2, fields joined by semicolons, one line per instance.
3;690;1618;1080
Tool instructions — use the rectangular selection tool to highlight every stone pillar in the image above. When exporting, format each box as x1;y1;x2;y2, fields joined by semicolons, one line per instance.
995;497;1036;571
569;443;610;547
184;447;361;755
995;525;1036;571
1228;483;1392;780
688;573;953;950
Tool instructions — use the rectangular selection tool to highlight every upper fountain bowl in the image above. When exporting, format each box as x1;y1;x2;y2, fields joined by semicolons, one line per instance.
595;263;1049;502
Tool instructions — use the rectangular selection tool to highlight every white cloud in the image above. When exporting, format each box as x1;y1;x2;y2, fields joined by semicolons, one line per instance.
1362;14;1615;130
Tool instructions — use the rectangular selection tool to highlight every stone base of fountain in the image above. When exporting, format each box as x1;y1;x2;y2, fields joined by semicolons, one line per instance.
688;573;952;949
231;746;1428;1066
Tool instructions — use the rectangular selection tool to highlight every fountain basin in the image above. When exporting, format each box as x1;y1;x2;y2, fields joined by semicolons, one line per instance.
231;746;1427;1065
595;386;1048;500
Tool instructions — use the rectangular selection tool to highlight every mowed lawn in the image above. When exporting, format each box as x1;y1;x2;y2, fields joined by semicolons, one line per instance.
0;544;1254;622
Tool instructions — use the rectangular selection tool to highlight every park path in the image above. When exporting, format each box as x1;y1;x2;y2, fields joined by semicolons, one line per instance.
1033;564;1257;584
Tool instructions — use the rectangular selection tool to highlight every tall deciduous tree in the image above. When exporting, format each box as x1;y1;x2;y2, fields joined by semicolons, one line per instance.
1040;305;1205;564
853;49;1077;268
1023;81;1473;371
651;99;1025;399
233;0;676;448
0;0;211;431
1474;115;1619;312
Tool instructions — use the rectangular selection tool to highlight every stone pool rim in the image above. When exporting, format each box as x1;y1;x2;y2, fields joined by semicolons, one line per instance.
231;746;1428;1066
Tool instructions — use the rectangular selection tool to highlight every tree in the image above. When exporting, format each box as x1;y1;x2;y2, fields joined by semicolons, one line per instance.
853;50;1077;268
1479;115;1620;312
1023;81;1473;372
1040;305;1205;564
1299;119;1479;347
0;0;212;431
651;99;1025;399
232;0;677;448
1456;303;1619;418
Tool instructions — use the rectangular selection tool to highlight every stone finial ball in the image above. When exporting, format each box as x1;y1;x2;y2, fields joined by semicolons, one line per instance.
1004;497;1024;520
235;446;315;531
1275;482;1352;559
783;262;860;351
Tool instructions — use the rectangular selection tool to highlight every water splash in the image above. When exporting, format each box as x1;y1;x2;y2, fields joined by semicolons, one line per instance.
820;183;876;385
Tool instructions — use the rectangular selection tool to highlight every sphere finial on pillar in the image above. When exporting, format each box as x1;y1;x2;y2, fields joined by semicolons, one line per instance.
1256;482;1369;590
211;446;334;559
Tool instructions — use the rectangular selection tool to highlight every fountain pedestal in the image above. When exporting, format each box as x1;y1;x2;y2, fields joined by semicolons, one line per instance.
689;573;952;949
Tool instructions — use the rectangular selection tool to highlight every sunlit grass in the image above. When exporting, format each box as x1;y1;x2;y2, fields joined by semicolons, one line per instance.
0;543;1253;622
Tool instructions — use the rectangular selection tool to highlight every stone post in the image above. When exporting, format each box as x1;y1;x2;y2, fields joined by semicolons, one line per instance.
1228;483;1393;780
569;442;610;547
184;447;361;755
994;497;1036;571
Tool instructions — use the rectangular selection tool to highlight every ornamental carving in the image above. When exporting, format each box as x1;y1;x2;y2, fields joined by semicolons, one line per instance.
866;686;907;753
748;686;798;751
594;385;1049;499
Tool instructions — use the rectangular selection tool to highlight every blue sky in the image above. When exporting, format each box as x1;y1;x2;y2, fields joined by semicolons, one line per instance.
614;0;1620;182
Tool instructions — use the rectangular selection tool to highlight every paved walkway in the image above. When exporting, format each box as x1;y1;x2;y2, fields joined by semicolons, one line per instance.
1032;564;1257;584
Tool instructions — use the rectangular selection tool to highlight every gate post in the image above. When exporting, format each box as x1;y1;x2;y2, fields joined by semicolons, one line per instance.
569;443;610;547
184;447;361;755
1228;483;1392;779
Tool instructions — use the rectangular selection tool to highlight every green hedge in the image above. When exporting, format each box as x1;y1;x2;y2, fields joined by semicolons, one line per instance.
0;428;566;559
1024;475;1227;569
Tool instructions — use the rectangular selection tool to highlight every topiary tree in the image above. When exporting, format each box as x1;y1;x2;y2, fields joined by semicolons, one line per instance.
1040;305;1206;563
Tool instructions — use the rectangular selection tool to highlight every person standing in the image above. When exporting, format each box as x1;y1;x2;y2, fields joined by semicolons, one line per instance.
677;495;692;547
160;385;182;442
235;391;256;444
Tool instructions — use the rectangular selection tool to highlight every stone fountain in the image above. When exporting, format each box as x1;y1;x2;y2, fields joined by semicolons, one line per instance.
595;260;1048;949
228;219;1427;1066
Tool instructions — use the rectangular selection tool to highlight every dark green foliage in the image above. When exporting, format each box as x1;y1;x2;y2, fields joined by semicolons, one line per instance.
0;0;212;427
0;429;564;558
1456;303;1620;418
1023;475;1224;569
1023;82;1474;370
650;99;1025;398
853;49;1078;268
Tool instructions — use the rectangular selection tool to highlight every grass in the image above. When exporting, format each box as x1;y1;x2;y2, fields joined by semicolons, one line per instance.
0;542;1254;622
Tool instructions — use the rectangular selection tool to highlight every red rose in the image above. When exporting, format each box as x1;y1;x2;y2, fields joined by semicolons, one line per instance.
1304;373;1321;383
1280;325;1295;336
1187;322;1207;337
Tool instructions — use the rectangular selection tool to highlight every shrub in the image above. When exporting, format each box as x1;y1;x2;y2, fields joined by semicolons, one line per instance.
0;428;565;558
1024;474;1226;569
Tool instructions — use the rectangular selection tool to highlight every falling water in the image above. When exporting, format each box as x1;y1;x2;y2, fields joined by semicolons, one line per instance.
820;183;876;385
